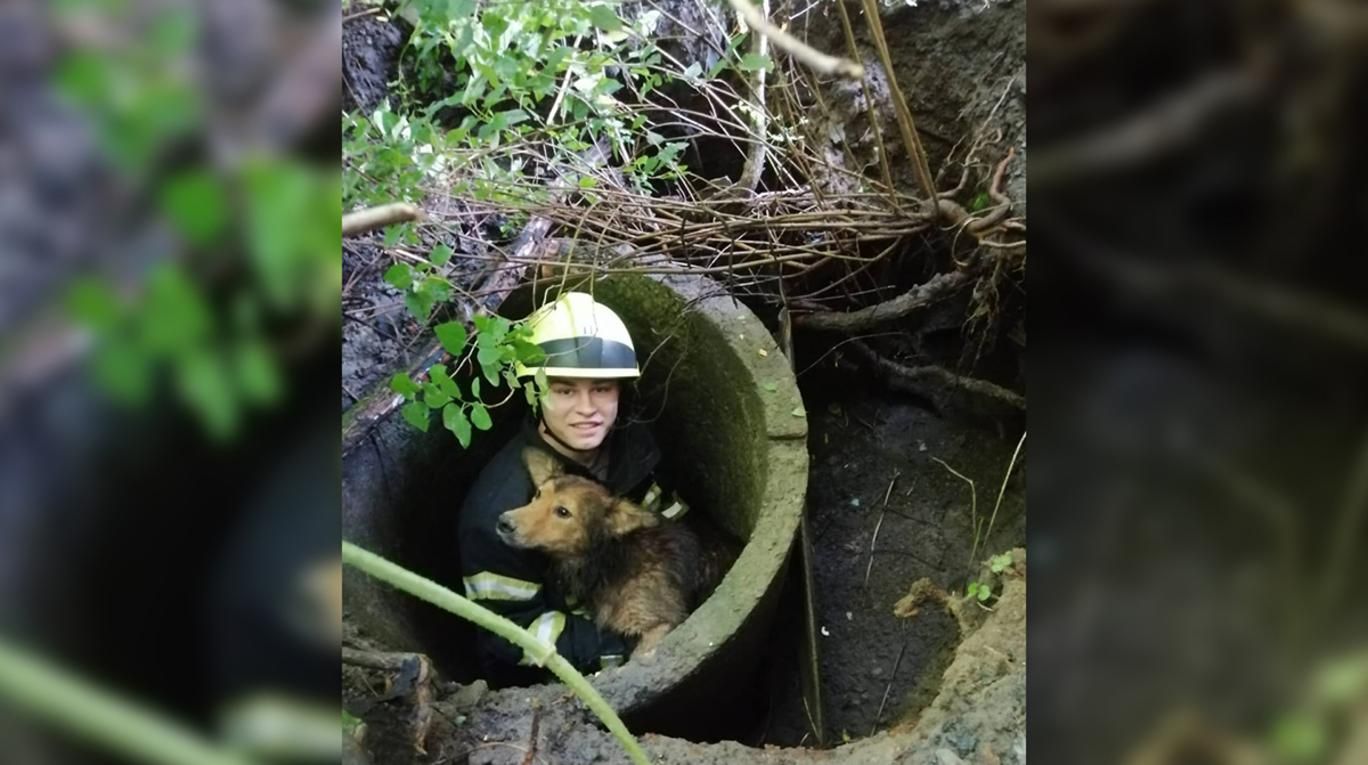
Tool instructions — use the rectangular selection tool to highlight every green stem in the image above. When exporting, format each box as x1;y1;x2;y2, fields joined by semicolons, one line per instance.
341;541;650;765
0;637;253;765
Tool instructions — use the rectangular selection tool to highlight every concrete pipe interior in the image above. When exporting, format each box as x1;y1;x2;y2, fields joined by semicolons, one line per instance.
342;269;809;739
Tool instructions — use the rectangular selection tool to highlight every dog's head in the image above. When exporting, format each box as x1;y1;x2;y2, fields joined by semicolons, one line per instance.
496;448;658;557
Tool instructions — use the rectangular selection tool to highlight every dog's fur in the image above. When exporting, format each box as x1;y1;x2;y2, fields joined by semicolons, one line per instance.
497;448;702;658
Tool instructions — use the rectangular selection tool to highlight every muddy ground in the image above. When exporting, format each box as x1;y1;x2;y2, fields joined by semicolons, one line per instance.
756;355;1026;747
345;554;1025;765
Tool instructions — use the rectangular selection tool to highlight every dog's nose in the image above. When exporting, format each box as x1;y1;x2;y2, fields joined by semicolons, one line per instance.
496;515;515;535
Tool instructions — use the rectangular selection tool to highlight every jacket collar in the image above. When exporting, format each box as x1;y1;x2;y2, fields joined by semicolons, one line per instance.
518;415;659;494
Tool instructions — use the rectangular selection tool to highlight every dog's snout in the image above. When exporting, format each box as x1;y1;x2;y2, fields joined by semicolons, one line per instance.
496;514;515;535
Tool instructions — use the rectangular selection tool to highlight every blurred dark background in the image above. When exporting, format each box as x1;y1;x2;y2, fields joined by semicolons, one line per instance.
0;1;340;763
1031;0;1368;762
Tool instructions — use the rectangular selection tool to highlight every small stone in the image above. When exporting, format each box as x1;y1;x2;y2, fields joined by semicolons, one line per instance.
845;611;853;621
821;626;831;637
871;666;883;678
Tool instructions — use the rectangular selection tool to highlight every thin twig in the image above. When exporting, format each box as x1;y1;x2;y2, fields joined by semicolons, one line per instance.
342;6;382;23
931;456;979;567
725;0;864;79
870;641;908;736
981;430;1026;564
864;471;900;588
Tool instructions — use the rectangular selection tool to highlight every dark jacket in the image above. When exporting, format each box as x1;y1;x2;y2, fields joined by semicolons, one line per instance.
457;415;675;687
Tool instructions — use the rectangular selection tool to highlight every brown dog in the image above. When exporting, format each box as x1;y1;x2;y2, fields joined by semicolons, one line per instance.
496;448;702;659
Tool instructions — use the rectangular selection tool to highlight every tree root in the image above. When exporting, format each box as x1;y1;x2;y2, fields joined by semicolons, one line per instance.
793;270;971;331
847;339;1025;410
342;647;436;755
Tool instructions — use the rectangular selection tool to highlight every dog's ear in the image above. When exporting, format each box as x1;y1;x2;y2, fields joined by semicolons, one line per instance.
605;498;659;537
522;448;562;486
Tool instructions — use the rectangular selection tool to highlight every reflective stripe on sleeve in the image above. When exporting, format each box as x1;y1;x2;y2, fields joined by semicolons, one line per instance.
517;611;567;666
462;572;541;601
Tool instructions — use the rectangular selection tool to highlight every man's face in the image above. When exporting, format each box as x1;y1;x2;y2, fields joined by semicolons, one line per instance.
541;377;620;451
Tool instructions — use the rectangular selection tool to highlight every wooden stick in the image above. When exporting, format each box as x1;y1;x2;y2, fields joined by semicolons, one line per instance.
343;203;424;237
725;0;864;79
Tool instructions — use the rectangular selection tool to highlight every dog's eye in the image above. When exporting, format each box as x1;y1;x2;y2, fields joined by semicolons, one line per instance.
555;506;571;519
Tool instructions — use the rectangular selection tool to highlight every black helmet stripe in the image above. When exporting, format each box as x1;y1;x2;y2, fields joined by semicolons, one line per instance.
535;336;636;370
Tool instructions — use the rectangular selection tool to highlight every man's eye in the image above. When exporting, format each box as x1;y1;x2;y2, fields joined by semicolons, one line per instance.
555;506;571;519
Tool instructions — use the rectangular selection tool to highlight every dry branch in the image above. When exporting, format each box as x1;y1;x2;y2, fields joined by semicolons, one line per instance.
794;270;971;331
725;0;865;79
858;0;936;203
849;340;1024;410
343;203;424;236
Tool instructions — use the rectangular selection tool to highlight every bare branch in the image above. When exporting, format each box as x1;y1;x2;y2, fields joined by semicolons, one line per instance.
794;270;971;331
725;0;865;79
343;203;424;237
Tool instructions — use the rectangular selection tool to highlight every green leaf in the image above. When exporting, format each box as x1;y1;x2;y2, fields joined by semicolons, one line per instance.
435;321;469;354
497;108;530;127
523;381;538;406
175;349;238;441
790;406;805;418
739;53;773;72
969;191;991;213
160;170;228;246
391;372;420;397
512;339;545;364
1272;713;1326;760
92;339;152;404
430;364;461;398
443;403;472;447
140;265;212;354
482;360;501;386
403;400;430;432
424;382;452;409
66;278;124;332
578;175;598;189
405;292;434;322
235;338;281;404
430;244;453;267
242;159;338;310
421;276;451;304
471;377;481;398
447;0;476;20
384;263;414;290
477;345;501;368
588;5;622;32
382;224;406;248
470;403;493;431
